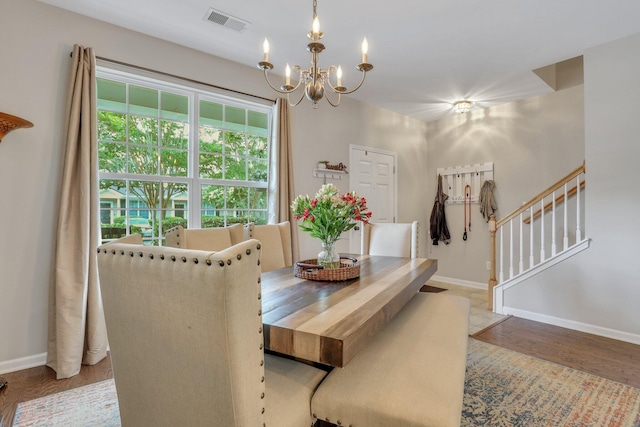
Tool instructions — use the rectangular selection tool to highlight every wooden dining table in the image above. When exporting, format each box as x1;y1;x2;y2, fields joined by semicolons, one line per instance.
261;255;437;368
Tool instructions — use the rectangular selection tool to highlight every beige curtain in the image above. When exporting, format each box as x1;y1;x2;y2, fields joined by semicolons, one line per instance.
268;98;299;261
47;45;107;379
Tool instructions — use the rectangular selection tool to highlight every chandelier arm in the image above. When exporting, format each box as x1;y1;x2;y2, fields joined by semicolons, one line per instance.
333;69;369;95
263;69;303;94
323;90;342;107
324;73;340;93
288;90;307;107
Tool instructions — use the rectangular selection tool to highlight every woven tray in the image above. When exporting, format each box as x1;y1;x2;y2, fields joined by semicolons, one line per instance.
294;256;360;281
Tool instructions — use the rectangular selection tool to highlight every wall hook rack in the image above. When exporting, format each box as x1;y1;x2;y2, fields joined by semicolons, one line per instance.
437;162;494;204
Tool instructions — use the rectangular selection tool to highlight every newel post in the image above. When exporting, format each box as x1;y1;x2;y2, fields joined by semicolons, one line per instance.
488;215;497;311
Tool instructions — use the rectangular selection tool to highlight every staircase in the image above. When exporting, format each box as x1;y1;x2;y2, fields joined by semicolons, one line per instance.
488;162;590;314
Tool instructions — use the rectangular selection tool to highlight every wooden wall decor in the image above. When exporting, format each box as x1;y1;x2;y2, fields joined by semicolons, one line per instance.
436;162;494;204
0;112;33;142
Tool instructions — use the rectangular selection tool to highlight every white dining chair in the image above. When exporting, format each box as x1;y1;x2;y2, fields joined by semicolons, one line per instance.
361;221;420;258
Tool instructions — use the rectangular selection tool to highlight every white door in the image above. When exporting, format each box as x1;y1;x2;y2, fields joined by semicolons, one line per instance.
349;145;397;253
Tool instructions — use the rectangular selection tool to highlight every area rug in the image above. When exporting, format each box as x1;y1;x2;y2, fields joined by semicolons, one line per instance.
12;379;120;427
12;340;640;426
463;339;640;426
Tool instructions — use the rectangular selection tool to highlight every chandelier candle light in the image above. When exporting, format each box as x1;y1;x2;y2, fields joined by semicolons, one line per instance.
292;184;372;268
258;0;373;108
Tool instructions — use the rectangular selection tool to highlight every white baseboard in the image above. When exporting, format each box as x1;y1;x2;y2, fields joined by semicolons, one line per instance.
431;275;487;290
503;306;640;346
0;352;47;375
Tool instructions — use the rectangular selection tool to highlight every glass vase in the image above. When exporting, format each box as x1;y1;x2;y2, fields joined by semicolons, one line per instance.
318;241;340;269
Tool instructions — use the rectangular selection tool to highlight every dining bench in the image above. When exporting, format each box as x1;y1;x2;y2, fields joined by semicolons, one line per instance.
311;292;470;427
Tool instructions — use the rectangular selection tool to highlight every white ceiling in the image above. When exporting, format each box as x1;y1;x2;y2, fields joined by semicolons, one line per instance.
39;0;640;122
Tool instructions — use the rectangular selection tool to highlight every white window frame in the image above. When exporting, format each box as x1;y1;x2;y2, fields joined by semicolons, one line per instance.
96;67;272;242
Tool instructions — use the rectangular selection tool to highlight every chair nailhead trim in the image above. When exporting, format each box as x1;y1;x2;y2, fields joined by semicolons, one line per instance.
96;248;100;253
258;309;262;316
182;256;187;263
171;256;176;261
149;254;154;259
257;277;261;283
237;254;241;260
193;258;199;264
138;252;143;257
246;249;251;255
261;392;265;399
258;326;262;333
219;260;225;267
260;360;264;366
257;243;261;250
160;254;165;260
227;259;232;265
129;251;134;257
206;259;212;266
261;408;265;414
258;293;261;300
120;250;125;255
257;259;261;266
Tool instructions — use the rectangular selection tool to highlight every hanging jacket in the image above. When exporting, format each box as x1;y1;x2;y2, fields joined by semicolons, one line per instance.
479;179;497;222
429;174;451;245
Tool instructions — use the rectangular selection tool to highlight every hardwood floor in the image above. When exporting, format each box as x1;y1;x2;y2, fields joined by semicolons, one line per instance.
473;316;640;388
1;317;639;426
0;356;112;426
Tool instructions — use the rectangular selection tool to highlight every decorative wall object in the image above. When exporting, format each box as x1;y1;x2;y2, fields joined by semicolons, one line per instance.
0;112;33;142
436;162;494;204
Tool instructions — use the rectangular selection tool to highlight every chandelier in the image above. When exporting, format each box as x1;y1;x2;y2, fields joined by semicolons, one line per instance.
257;0;373;108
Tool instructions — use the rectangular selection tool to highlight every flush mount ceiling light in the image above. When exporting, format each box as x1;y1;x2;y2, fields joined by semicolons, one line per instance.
257;0;373;108
453;101;472;114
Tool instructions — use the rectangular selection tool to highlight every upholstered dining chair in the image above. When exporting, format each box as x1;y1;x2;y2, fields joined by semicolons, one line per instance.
245;221;293;272
97;238;327;427
164;223;245;251
361;221;420;258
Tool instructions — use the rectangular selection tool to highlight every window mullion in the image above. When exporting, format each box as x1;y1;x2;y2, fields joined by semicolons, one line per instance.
190;94;201;228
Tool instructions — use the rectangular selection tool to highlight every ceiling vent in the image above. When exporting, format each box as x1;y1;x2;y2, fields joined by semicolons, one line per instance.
203;8;250;32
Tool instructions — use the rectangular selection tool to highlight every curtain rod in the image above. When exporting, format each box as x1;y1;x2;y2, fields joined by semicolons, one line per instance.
71;52;276;104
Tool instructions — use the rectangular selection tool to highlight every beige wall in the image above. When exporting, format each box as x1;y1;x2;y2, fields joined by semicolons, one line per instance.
0;0;427;369
425;86;585;285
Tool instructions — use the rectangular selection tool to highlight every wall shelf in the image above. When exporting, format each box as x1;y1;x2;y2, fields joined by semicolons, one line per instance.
313;168;347;182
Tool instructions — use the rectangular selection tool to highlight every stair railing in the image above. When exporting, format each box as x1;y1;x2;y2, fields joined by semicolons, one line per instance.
488;162;586;310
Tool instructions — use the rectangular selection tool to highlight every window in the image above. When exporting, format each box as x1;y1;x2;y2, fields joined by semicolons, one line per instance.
97;69;271;245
